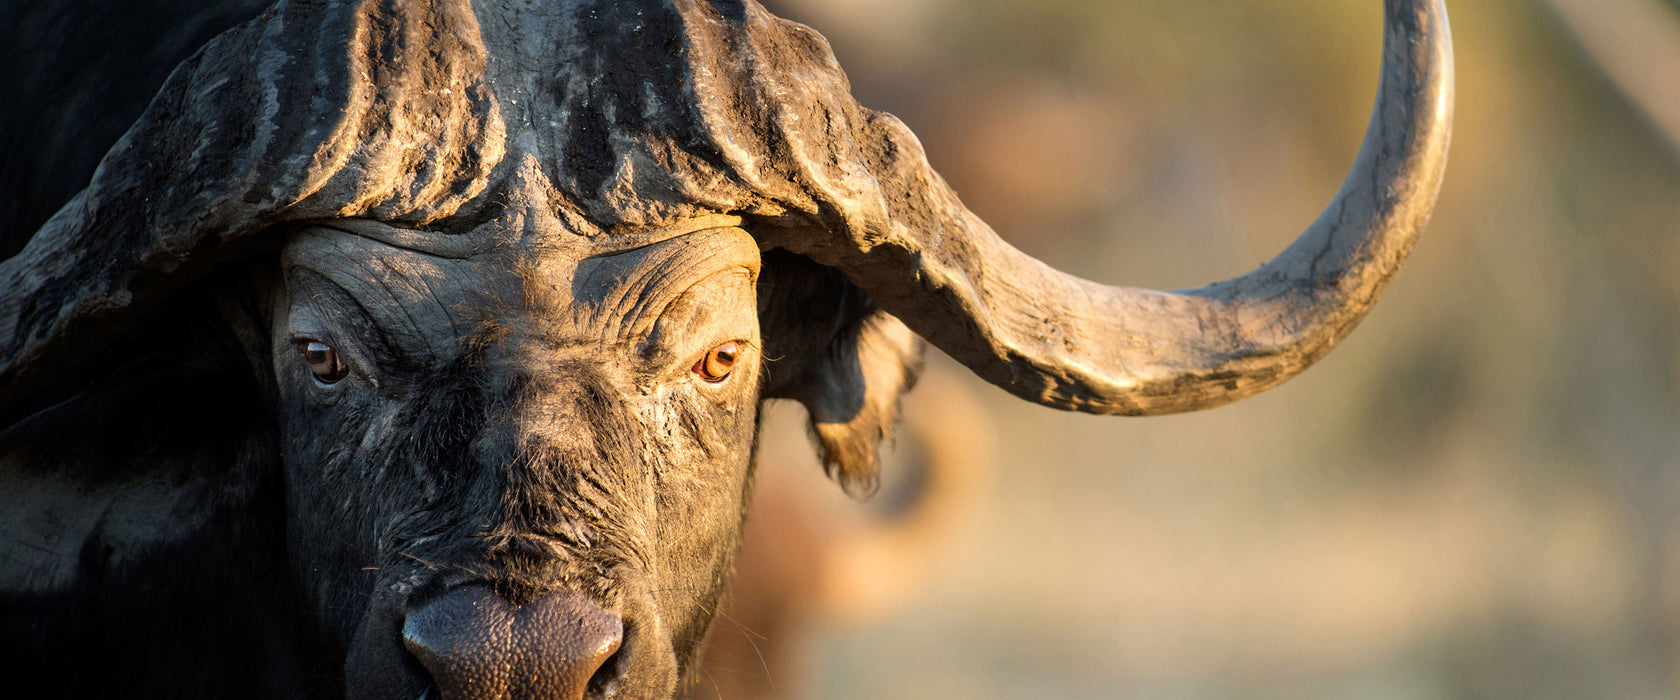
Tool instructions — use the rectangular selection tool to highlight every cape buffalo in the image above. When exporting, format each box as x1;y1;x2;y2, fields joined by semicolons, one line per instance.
0;0;1453;697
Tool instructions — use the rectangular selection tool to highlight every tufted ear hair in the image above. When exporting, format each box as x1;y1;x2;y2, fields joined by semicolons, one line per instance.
758;250;926;498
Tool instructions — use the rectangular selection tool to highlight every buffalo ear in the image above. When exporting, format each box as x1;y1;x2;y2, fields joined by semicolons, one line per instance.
801;312;924;498
759;251;926;498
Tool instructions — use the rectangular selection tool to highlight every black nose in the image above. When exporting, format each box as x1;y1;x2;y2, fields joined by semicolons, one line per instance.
402;585;622;699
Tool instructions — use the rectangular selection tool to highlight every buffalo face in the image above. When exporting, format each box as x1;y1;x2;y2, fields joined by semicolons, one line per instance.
274;224;765;696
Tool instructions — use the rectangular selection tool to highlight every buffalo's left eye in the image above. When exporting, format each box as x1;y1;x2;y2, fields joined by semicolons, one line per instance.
692;342;739;383
297;340;349;384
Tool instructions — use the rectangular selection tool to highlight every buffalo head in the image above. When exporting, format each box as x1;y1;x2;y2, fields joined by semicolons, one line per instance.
0;0;1452;697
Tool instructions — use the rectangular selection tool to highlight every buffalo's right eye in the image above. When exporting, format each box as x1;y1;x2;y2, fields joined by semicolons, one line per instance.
297;340;349;384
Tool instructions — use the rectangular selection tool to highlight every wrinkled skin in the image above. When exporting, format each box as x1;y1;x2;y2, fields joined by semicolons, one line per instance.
277;222;766;695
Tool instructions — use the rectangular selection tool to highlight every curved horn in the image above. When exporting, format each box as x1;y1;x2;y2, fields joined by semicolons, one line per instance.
771;0;1453;415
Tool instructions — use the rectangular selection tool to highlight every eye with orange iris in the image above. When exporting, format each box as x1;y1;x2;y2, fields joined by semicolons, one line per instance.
692;342;739;383
296;340;349;384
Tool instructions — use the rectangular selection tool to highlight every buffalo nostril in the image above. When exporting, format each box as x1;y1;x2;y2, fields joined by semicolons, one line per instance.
585;647;621;696
402;585;623;699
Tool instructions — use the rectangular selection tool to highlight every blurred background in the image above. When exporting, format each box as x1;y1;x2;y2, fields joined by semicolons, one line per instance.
703;0;1680;698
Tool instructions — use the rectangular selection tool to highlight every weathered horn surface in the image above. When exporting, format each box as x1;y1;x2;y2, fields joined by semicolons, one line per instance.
743;0;1456;414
